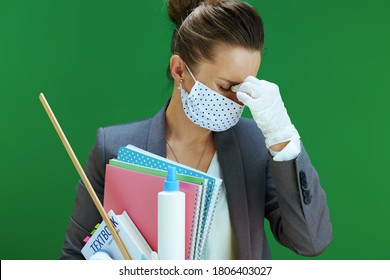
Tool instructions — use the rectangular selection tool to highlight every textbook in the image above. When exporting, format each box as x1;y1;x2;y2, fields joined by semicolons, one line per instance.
112;144;222;259
104;164;203;260
81;210;157;260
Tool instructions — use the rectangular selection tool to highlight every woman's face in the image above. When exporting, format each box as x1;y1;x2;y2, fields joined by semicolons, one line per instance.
184;44;261;104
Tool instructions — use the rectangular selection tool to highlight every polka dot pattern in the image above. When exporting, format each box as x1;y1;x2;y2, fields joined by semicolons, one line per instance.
180;82;244;132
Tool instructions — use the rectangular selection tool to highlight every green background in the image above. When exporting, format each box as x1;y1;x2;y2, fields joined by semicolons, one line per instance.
1;0;389;260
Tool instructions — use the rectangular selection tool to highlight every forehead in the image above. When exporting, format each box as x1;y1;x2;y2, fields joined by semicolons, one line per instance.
198;44;261;82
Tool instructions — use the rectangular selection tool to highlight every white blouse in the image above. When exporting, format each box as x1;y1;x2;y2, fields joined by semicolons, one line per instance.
203;152;238;259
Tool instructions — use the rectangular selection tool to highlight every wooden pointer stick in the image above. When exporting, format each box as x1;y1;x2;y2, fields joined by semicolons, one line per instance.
39;93;131;260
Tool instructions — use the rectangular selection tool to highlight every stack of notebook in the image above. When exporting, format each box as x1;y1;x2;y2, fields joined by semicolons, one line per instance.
103;144;222;260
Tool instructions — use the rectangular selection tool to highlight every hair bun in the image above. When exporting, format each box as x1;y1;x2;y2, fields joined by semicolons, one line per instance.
167;0;202;26
167;0;222;26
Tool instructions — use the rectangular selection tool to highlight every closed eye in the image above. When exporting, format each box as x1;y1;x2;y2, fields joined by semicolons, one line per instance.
218;85;231;92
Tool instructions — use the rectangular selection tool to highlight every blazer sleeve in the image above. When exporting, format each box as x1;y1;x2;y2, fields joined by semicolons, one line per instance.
60;128;107;259
265;142;332;256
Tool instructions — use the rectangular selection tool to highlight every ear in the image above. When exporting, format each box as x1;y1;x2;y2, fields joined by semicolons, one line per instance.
169;55;185;83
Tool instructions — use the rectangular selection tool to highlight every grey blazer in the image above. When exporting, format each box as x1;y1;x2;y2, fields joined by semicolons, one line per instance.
60;103;332;259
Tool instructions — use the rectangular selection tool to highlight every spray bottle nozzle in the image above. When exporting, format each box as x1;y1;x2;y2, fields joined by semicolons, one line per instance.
164;166;179;191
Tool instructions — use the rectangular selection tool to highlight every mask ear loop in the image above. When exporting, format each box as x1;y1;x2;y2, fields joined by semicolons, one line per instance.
184;63;197;82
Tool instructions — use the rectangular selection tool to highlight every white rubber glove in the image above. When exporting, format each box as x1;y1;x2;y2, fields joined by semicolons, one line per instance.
233;76;300;149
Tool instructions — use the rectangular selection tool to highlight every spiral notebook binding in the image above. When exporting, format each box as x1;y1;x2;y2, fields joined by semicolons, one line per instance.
188;186;201;260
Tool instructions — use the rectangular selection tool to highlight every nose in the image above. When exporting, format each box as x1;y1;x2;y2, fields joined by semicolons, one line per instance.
229;84;244;105
224;90;243;106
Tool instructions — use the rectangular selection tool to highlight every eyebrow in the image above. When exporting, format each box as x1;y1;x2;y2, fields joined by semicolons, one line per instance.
218;78;241;85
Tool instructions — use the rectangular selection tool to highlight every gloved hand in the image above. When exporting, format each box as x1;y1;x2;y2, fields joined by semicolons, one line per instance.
233;76;300;149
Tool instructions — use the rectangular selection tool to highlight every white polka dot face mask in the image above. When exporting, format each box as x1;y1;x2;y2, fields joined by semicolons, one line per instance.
179;64;244;132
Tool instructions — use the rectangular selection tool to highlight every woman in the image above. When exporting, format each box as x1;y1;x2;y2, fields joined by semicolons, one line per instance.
60;0;332;259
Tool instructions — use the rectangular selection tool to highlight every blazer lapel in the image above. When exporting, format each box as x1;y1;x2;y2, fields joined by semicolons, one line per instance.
215;128;251;259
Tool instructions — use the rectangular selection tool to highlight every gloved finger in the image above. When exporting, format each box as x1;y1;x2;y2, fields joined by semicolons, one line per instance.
243;75;261;85
231;77;265;93
243;76;278;91
231;76;261;94
231;84;241;93
239;82;268;99
244;80;282;101
236;91;254;106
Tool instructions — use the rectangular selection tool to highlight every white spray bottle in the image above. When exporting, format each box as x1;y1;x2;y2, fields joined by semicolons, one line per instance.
158;166;185;260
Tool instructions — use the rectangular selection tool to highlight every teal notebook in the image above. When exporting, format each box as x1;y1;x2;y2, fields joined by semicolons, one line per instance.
116;144;222;259
109;159;206;186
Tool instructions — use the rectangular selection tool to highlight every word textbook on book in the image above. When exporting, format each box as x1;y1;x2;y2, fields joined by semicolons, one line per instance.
81;209;157;260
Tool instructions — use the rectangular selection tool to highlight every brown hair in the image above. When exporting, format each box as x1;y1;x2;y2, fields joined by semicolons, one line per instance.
167;0;264;75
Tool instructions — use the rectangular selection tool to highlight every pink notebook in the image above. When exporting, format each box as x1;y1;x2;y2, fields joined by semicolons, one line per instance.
104;164;201;260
